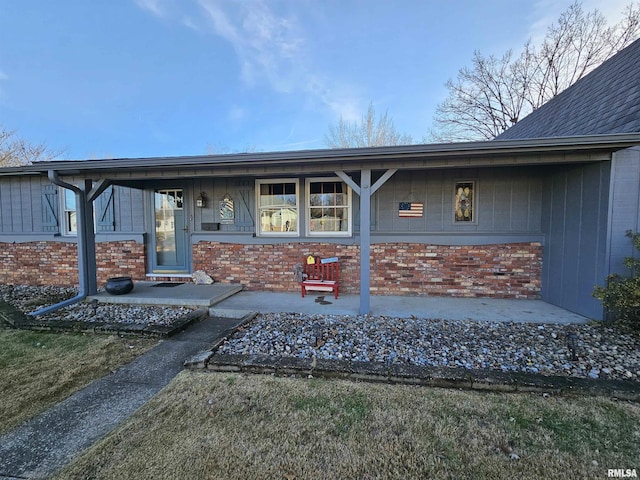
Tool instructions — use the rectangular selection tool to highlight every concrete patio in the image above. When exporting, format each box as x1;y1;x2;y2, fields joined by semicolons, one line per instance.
88;281;590;324
211;291;590;324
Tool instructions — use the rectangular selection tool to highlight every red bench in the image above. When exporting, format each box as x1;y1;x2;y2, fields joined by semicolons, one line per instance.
300;257;339;299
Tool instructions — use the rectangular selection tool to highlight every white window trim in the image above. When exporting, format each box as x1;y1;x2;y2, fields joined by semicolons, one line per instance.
305;177;352;237
255;178;300;237
59;187;100;236
60;187;78;236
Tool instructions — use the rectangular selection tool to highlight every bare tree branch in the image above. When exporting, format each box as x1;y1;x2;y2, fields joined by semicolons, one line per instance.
0;126;60;167
431;1;640;142
324;102;413;148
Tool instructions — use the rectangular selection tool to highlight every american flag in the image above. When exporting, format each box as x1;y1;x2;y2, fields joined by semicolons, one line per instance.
398;202;423;217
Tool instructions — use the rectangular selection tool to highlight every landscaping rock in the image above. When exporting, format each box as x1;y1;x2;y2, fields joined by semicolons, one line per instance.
216;312;640;382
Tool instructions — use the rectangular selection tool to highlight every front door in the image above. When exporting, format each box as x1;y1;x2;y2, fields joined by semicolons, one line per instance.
152;189;189;273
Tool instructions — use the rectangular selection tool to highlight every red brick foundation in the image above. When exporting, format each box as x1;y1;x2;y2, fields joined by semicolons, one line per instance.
0;241;79;286
192;242;361;293
96;241;147;284
0;240;542;299
0;241;146;287
370;242;542;299
193;241;542;299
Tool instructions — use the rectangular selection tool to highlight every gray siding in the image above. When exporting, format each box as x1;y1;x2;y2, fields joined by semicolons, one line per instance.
192;178;257;233
607;147;640;275
540;162;610;319
188;168;544;238
0;176;53;233
0;177;140;236
111;186;145;233
2;170;546;238
373;167;543;233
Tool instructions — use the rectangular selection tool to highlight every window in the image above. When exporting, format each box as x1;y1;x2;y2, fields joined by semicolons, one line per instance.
59;187;108;235
256;179;299;235
306;178;351;236
62;189;77;235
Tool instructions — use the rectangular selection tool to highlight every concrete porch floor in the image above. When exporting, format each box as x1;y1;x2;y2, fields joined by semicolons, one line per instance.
211;291;590;325
89;282;590;324
88;281;243;307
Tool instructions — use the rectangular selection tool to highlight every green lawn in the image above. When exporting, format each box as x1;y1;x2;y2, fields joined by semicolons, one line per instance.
54;371;640;480
0;329;158;435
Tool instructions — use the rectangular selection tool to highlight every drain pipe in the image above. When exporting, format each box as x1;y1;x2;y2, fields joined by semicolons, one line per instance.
30;171;95;316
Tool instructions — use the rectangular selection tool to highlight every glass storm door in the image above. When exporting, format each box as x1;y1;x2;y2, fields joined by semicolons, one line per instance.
153;189;189;272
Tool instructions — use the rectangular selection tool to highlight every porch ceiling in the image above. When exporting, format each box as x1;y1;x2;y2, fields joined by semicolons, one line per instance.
1;133;639;182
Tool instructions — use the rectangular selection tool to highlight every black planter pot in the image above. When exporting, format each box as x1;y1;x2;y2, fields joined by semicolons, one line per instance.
105;276;134;295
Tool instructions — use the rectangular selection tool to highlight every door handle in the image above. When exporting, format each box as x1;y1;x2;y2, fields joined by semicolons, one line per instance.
182;226;189;232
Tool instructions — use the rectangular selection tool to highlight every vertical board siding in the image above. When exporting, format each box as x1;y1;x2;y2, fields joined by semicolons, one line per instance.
578;162;608;314
112;186;123;231
0;178;7;231
0;176;60;233
191;178;256;233
540;162;610;319
1;168;547;237
510;177;529;231
608;148;640;275
111;186;144;232
20;178;32;232
425;171;445;230
0;177;146;234
30;176;42;233
477;174;495;230
543;169;568;306
561;168;583;312
96;186;115;232
492;172;513;231
374;167;543;233
10;179;22;232
528;179;543;232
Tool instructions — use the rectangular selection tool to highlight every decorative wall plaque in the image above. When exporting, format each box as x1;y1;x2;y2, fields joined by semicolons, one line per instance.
220;194;234;224
454;181;474;222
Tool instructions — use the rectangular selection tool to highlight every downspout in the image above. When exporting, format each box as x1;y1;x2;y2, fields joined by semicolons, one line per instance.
30;171;89;316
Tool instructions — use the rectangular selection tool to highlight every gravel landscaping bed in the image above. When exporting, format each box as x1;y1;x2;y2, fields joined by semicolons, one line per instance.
0;285;197;327
5;286;639;382
217;312;640;382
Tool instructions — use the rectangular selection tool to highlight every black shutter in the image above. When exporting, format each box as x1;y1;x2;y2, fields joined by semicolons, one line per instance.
41;185;59;232
96;186;115;232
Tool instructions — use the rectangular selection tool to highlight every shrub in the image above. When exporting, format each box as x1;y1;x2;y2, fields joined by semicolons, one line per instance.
593;231;640;330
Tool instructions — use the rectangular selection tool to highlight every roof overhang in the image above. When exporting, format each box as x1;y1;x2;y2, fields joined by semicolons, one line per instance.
1;133;639;181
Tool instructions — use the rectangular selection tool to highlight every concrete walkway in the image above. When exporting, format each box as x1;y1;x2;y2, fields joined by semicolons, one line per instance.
211;291;590;324
0;315;247;480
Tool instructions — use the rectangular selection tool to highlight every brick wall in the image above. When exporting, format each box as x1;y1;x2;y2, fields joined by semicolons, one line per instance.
0;240;542;299
193;242;361;293
95;241;146;284
370;242;542;299
0;240;146;287
193;241;542;299
0;241;79;286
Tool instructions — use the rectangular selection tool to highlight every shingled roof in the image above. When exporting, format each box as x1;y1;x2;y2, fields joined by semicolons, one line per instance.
496;38;640;140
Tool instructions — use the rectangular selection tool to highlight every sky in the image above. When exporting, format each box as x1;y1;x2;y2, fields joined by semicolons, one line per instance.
0;0;633;160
